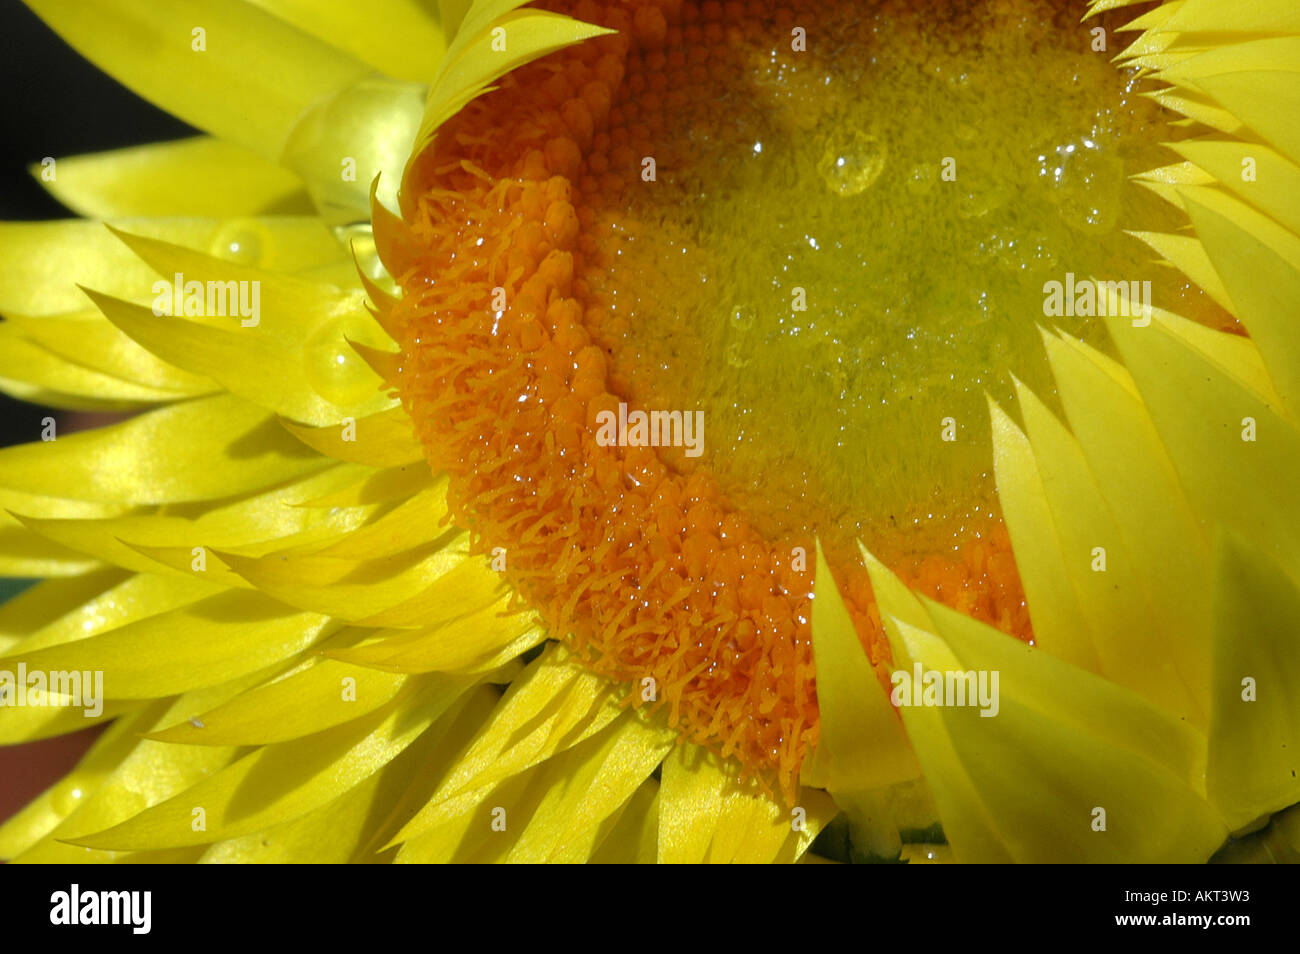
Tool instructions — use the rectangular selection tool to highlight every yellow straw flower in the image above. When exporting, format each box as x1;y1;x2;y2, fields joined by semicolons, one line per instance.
0;0;1296;864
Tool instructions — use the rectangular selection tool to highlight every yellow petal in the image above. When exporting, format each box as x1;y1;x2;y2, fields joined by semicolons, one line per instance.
1206;531;1300;829
988;399;1100;671
391;647;621;844
10;464;378;579
0;219;338;316
282;407;424;467
146;640;415;746
1108;309;1300;585
214;536;473;621
1170;140;1300;238
408;2;612;177
0;590;332;700
6;571;216;656
801;540;919;792
587;780;659;864
328;597;540;673
24;0;370;161
0;702;166;860
86;288;394;426
13;669;272;862
246;0;448;84
2;310;218;396
0;324;192;409
34;137;311;219
1178;188;1300;420
1014;374;1207;723
66;680;462;851
658;744;834;863
0;394;326;505
504;715;674;862
890;610;1225;862
0;569;125;653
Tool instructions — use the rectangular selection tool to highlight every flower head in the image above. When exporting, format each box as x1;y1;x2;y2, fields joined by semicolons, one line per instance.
0;0;1297;864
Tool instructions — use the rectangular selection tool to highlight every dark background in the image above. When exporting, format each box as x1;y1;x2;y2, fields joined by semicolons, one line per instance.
0;2;197;826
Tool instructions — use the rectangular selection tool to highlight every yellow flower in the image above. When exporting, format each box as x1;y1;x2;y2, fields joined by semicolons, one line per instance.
0;0;1297;864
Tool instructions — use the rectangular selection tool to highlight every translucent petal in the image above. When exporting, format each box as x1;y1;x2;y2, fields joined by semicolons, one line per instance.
1206;532;1300;829
408;2;612;175
390;647;621;844
34;137;311;219
67;680;462;850
0;589;332;700
0;394;327;505
24;0;370;160
246;0;448;84
801;540;918;792
658;744;834;864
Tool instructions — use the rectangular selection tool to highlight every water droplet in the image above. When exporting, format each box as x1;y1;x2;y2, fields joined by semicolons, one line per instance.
905;163;936;195
209;220;264;265
1039;137;1124;233
817;129;886;196
303;315;383;407
52;785;83;815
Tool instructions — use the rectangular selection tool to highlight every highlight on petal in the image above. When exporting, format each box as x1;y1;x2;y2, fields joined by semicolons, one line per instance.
658;744;834;864
803;540;918;794
405;0;614;188
23;0;371;161
32;137;312;220
1205;531;1300;830
65;678;464;851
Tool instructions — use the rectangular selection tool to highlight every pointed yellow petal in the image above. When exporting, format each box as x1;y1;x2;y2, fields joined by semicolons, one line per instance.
86;289;394;426
328;597;540;673
408;3;613;172
891;611;1225;862
587;780;659;864
10;464;377;580
391;648;621;844
0;219;347;317
0;702;166;860
1170;140;1300;238
34;137;311;219
1125;230;1234;312
282;407;424;467
15;670;270;862
1206;532;1300;829
801;540;918;792
988;399;1099;671
214;536;472;621
6;572;216;656
247;0;448;84
67;681;461;850
0;326;189;408
147;644;414;746
658;744;833;863
1178;189;1300;420
24;0;370;161
878;617;1013;863
504;714;673;862
2;311;217;396
0;394;326;505
1159;0;1300;34
0;569;125;653
0;590;331;700
1043;331;1213;680
1109;311;1300;585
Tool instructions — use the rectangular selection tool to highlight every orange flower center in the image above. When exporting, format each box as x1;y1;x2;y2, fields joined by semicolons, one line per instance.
387;0;1223;796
